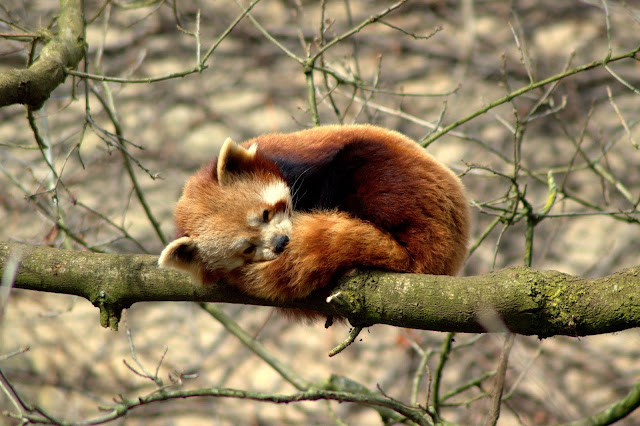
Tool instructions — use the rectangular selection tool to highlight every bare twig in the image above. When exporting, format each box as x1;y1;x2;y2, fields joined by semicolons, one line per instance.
421;45;640;146
328;326;363;357
198;302;312;391
431;332;454;418
484;333;516;426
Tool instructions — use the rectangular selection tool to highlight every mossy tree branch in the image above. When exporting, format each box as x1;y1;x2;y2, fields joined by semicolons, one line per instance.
2;241;638;336
0;0;84;109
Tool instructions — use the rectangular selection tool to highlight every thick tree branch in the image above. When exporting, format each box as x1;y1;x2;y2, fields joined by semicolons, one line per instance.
1;241;638;336
0;0;84;109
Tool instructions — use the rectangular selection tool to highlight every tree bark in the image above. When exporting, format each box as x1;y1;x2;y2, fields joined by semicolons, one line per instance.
1;241;639;335
0;0;84;109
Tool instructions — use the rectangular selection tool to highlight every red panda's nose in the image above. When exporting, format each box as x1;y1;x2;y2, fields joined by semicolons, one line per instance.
273;235;290;253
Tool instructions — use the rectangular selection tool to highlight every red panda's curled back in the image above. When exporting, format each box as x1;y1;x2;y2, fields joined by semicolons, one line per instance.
159;125;470;309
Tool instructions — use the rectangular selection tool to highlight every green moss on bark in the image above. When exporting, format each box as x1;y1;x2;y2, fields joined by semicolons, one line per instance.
2;241;639;335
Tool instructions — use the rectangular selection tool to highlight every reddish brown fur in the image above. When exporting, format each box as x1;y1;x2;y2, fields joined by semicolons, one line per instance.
160;125;470;314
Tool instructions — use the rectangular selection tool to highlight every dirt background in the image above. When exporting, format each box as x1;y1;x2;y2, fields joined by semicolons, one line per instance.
1;0;640;424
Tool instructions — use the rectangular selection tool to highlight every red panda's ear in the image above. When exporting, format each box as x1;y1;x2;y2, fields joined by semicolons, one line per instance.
158;236;201;276
217;138;258;186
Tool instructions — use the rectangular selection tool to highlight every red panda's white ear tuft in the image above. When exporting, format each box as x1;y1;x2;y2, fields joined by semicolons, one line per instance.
217;137;257;186
158;236;200;274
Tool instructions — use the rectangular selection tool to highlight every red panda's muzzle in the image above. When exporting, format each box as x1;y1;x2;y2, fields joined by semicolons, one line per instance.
273;235;290;254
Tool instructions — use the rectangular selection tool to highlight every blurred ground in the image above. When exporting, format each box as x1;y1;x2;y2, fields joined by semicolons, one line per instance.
1;0;640;424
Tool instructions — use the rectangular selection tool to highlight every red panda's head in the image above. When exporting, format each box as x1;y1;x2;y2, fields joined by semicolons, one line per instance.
158;138;292;283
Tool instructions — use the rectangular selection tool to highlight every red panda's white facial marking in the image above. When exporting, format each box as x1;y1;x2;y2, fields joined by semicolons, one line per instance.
260;180;290;207
241;181;293;263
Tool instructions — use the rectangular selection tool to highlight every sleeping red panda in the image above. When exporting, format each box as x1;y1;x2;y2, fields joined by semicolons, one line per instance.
159;125;470;312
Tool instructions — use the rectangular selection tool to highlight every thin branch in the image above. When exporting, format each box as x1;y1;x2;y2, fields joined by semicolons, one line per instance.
86;384;432;426
441;371;496;403
410;346;435;407
0;369;31;418
484;333;515;426
309;0;408;64
378;20;442;40
198;302;311;391
606;85;638;149
421;45;640;146
65;0;263;84
328;326;363;357
561;377;640;426
231;0;304;64
431;332;454;418
201;0;263;65
89;84;167;245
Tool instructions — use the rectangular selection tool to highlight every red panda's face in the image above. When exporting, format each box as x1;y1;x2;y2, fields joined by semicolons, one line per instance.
181;177;293;272
159;139;292;282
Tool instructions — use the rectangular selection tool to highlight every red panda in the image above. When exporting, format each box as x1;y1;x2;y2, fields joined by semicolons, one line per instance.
159;125;470;311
